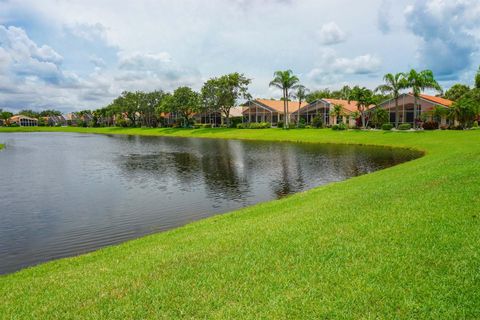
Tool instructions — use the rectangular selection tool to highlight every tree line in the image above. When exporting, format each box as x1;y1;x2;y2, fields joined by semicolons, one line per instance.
1;66;479;129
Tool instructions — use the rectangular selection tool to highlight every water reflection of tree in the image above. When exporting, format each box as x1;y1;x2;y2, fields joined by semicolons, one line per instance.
196;139;251;203
270;145;306;198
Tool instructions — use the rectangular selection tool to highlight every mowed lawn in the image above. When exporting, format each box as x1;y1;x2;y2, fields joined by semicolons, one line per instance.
1;128;480;319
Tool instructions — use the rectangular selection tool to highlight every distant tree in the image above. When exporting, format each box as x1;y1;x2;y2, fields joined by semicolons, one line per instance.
449;88;480;128
404;69;442;129
375;73;407;128
444;84;470;101
306;89;332;103
348;86;375;128
269;70;300;129
161;86;200;127
329;104;345;124
475;66;480;89
201;73;251;126
18;109;39;118
292;85;309;127
0;109;13;122
39;109;62;117
369;107;390;129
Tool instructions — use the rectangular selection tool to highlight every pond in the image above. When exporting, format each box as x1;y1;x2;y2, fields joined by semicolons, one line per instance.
0;132;421;274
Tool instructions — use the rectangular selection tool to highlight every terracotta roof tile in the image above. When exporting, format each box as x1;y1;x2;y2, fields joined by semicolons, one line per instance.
419;94;453;107
255;99;308;114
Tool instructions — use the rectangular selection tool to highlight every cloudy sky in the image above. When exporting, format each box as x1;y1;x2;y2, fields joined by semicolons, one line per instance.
0;0;479;113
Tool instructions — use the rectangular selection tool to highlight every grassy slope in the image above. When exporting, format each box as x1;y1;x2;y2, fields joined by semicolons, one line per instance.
1;127;480;319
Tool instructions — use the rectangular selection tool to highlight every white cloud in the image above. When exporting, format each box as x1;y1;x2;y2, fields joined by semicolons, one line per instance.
404;0;480;80
318;22;347;45
308;48;381;85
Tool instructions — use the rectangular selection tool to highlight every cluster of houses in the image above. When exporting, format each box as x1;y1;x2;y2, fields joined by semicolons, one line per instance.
238;93;454;127
2;113;93;127
2;93;455;128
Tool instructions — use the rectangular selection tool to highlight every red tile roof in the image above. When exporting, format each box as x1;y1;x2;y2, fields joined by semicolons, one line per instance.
324;99;360;113
254;99;308;114
419;94;453;107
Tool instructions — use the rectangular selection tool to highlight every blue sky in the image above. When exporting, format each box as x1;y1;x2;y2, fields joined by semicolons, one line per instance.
0;0;479;112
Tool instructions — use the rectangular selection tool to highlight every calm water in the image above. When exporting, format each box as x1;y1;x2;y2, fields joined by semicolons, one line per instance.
0;132;421;274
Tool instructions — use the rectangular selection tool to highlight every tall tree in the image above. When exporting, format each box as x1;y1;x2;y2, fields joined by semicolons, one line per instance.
292;85;309;127
161;86;200;127
475;66;480;89
329;104;344;124
269;70;300;129
444;84;470;101
449;88;480;128
202;73;251;126
375;73;407;128
405;69;442;129
348;86;375;128
0;109;13;122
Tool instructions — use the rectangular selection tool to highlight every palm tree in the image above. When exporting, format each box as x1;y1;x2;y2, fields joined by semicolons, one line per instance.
375;73;407;128
269;70;300;129
405;69;442;129
348;86;375;128
329;104;344;124
293;85;309;127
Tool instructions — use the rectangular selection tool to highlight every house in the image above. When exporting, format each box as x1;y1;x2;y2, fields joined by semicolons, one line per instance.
242;99;308;126
41;115;66;126
376;93;453;126
293;99;361;127
65;112;93;126
8;115;38;127
193;106;244;126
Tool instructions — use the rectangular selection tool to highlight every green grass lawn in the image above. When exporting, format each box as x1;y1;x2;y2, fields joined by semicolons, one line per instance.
1;127;480;319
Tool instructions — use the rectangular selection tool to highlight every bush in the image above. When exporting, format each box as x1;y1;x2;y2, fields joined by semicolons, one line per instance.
473;121;479;128
398;123;412;130
237;122;271;129
116;118;129;128
422;121;439;130
311;116;323;129
193;123;212;129
277;121;284;128
381;123;393;131
249;122;271;129
228;117;243;128
332;123;347;131
297;118;306;128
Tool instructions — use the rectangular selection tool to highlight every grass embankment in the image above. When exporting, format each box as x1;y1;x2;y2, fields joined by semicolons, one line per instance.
1;127;480;319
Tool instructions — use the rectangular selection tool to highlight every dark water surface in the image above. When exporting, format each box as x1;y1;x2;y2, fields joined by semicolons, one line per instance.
0;132;421;274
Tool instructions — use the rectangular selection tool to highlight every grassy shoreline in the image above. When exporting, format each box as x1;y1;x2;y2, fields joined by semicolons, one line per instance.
1;127;480;318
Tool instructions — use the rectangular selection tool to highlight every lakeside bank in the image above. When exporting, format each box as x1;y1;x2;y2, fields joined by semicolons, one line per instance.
0;128;479;319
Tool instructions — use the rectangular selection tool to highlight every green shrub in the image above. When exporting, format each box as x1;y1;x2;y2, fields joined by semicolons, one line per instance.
311;116;323;128
422;121;439;130
249;122;271;129
237;122;271;129
228;117;243;128
381;123;393;131
332;123;347;131
398;123;412;130
296;118;306;128
473;121;479;128
193;123;213;129
277;121;284;128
